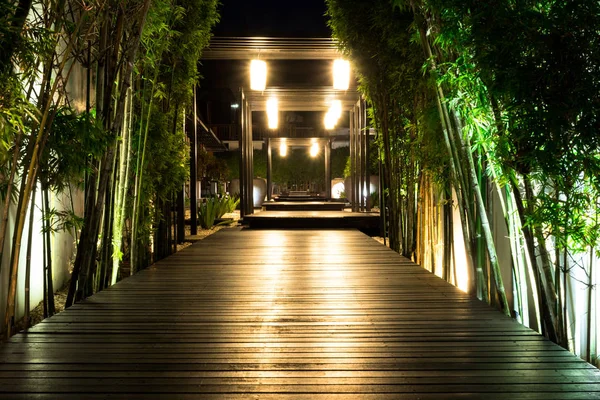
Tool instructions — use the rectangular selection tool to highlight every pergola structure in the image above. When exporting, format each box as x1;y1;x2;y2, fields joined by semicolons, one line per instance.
200;37;372;217
266;137;332;200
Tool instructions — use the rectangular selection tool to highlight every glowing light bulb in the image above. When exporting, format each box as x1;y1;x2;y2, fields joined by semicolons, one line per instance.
279;142;287;157
250;60;267;91
333;59;350;90
310;142;319;157
330;100;342;120
324;111;336;130
266;98;278;129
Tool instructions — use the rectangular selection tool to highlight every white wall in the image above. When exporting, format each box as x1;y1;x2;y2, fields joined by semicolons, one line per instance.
0;184;81;329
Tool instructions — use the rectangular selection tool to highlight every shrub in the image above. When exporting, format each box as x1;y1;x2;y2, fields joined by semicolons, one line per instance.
198;195;240;229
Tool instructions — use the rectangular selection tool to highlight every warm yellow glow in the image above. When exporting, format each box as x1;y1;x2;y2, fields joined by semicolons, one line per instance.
324;111;336;130
279;141;287;157
266;98;278;129
332;182;345;199
310;142;319;157
331;100;342;120
333;59;350;90
250;59;267;91
324;100;342;130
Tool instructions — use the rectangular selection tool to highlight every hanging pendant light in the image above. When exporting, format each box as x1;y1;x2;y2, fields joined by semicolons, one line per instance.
333;59;350;90
250;59;267;91
266;98;278;129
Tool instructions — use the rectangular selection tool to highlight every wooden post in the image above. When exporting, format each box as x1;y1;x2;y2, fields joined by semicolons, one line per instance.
267;138;272;201
379;150;386;245
238;88;246;218
190;86;198;235
357;99;364;211
325;139;331;199
246;101;254;214
349;107;356;211
354;105;360;212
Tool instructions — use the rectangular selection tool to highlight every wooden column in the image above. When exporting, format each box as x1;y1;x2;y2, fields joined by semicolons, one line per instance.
349;107;356;211
354;104;360;212
363;100;370;212
357;99;364;211
238;88;247;218
190;86;198;235
325;139;331;199
246;103;254;214
379;151;386;244
239;92;254;217
267;138;272;201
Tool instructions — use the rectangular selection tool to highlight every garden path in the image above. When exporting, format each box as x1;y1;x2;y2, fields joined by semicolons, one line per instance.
1;228;599;399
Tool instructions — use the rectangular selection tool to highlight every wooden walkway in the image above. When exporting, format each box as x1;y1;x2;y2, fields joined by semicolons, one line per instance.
1;228;600;399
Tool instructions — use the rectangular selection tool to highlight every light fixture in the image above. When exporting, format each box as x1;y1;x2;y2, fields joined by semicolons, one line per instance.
231;103;239;109
266;98;278;129
310;142;319;157
333;59;350;90
324;111;336;130
279;140;287;157
324;100;342;130
250;59;267;91
330;100;342;120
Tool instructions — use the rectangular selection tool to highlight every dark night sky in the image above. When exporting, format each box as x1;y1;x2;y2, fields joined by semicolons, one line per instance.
213;0;331;38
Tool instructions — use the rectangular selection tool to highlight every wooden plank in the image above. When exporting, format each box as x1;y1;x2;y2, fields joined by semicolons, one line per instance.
0;228;599;398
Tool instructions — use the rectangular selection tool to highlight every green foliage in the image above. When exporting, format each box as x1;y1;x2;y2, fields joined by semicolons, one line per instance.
416;0;600;254
331;146;349;178
370;191;379;208
338;145;375;180
343;156;350;179
327;0;438;254
141;103;190;201
198;195;239;229
42;208;85;235
216;146;342;188
39;108;110;191
198;148;229;181
272;148;325;188
215;150;239;179
132;0;220;245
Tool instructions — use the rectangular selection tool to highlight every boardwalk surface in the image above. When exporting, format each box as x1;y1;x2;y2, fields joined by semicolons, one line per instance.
1;228;600;399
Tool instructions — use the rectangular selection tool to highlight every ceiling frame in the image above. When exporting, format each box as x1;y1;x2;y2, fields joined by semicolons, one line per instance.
246;87;360;112
269;137;330;147
203;37;360;113
202;37;343;60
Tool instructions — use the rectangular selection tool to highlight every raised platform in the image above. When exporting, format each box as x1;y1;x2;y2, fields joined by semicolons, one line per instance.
274;195;327;202
262;201;346;211
243;210;380;231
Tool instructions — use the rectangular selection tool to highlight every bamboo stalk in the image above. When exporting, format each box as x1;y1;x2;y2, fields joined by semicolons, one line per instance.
0;132;22;274
458;119;510;315
411;18;477;294
512;177;560;343
132;74;158;274
23;180;37;329
42;183;55;316
3;9;86;335
586;245;594;362
111;85;132;285
68;0;152;306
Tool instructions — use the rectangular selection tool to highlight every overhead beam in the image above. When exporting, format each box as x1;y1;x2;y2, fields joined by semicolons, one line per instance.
246;87;360;111
269;137;330;147
203;37;342;60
